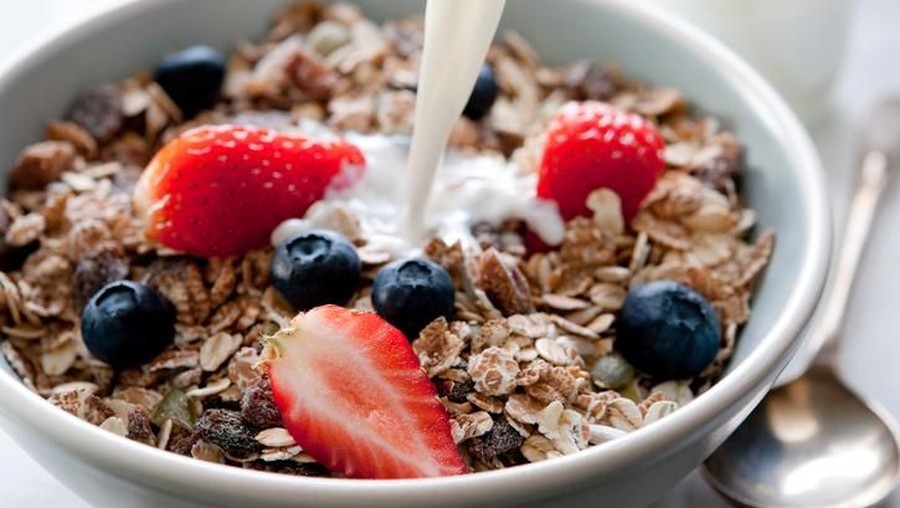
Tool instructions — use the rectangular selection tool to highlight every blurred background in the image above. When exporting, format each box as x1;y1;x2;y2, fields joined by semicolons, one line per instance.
0;0;898;506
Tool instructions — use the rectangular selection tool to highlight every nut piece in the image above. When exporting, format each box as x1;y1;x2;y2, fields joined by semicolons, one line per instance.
199;332;242;372
46;120;99;160
450;411;494;444
4;213;45;247
478;248;535;316
255;427;296;448
9;141;76;189
308;20;352;56
412;318;464;377
286;50;339;101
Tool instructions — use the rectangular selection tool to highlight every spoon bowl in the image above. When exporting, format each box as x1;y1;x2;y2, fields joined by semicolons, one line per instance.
704;98;900;507
704;364;900;507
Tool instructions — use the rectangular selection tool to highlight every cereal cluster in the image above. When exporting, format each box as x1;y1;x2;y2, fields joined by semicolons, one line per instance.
0;1;771;475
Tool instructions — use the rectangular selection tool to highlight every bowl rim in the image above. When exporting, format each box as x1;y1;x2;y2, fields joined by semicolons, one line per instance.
0;0;831;504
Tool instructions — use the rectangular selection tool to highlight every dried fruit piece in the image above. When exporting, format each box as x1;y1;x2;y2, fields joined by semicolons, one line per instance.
240;379;284;429
194;409;261;460
286;50;339;101
66;85;124;142
152;388;200;431
9;141;76;189
72;250;130;311
437;378;475;404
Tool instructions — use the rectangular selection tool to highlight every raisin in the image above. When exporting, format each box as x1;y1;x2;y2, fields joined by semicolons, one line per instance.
566;63;616;102
692;142;743;193
467;416;525;463
240;379;283;429
204;395;241;412
245;461;331;477
66;85;124;143
167;426;200;456
436;378;475;404
126;405;156;446
72;249;130;311
272;462;331;477
195;409;261;460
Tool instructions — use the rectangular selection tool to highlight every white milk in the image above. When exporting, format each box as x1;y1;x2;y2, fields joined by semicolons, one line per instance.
274;0;566;254
403;0;508;243
272;133;565;255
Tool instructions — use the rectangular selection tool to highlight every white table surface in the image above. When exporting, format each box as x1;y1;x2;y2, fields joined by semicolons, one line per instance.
1;0;899;506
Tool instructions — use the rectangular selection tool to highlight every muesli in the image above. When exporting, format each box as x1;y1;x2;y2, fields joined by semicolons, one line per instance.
0;1;772;477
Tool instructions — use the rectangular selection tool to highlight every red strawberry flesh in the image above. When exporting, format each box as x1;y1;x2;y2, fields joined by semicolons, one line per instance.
134;124;365;258
537;101;665;224
263;305;466;479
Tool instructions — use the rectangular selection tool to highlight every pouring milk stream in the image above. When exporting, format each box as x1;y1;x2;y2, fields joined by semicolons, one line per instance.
403;0;508;243
273;0;564;254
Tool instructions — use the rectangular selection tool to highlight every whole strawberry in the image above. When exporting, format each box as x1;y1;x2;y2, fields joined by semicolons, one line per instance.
134;125;365;258
537;101;665;224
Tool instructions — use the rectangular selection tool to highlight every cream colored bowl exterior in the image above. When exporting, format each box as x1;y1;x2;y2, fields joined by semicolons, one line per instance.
0;0;830;506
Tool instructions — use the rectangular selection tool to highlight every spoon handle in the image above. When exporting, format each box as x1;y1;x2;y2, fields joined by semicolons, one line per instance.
814;149;890;366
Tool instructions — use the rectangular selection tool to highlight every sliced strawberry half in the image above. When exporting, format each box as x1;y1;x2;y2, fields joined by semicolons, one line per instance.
261;305;466;479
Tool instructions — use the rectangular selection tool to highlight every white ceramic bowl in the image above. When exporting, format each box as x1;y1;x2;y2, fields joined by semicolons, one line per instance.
0;0;830;506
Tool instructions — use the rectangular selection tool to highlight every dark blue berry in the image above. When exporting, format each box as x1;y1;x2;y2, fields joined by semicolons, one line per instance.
155;45;226;117
372;258;455;338
271;230;361;310
81;281;175;369
463;64;500;120
615;280;721;380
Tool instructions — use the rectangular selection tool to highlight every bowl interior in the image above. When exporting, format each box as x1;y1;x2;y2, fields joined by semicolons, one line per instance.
0;0;807;376
0;1;826;505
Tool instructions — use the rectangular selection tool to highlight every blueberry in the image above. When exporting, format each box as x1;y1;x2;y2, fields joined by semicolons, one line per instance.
463;64;499;120
372;258;455;338
154;45;226;117
81;281;176;369
615;280;721;380
271;230;361;310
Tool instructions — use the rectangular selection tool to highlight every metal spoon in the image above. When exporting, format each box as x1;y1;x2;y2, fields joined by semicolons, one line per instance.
702;99;900;508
